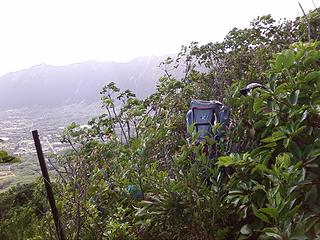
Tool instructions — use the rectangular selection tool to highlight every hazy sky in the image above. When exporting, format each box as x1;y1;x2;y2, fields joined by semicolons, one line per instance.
0;0;318;76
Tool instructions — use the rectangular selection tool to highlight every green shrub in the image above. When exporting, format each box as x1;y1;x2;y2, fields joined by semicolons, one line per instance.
0;150;20;163
2;9;320;240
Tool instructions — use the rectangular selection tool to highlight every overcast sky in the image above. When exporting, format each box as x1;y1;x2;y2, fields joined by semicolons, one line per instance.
0;0;318;76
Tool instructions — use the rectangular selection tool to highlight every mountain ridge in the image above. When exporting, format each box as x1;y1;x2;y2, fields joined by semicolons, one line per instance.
0;55;171;110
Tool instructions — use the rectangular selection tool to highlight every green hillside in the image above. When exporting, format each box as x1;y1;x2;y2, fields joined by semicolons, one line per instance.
1;9;320;240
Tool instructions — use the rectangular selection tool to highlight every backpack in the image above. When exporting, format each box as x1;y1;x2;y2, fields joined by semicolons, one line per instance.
186;99;229;143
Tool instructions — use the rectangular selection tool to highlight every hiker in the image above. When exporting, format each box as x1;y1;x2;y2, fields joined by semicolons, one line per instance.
186;99;230;156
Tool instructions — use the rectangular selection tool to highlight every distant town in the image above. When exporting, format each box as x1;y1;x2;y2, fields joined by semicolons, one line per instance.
0;102;103;156
0;102;104;190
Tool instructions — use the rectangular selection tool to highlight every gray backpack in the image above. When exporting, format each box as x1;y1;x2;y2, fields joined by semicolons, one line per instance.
186;99;229;142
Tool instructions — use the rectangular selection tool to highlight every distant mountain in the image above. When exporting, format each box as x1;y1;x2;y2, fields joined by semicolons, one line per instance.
0;56;169;110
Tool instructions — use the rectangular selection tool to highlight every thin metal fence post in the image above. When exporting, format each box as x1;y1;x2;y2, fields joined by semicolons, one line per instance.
32;130;65;240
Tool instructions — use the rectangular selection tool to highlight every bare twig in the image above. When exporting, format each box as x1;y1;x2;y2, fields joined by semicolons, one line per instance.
47;157;67;184
312;0;318;9
67;138;79;154
47;178;105;236
111;105;128;144
298;2;311;41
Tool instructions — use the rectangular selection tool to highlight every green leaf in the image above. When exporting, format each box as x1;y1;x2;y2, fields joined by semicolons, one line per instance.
308;148;320;158
259;207;278;218
283;138;291;148
135;205;149;216
252;205;271;223
275;50;295;70
254;120;266;129
253;98;265;113
283;49;295;68
293;126;306;136
263;227;282;240
266;117;274;127
218;156;235;167
276;192;282;206
288;141;302;159
263;142;277;148
290;90;300;105
286;204;301;219
304;71;320;83
252;164;271;174
261;131;286;143
303;50;320;66
275;153;291;167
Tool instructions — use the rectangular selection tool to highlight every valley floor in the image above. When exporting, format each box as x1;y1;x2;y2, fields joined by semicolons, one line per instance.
0;102;104;191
